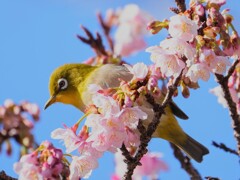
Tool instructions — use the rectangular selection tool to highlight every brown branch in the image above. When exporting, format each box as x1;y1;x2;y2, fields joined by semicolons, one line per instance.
121;72;183;179
205;176;220;180
0;171;17;180
215;59;240;155
170;143;202;180
169;7;180;14
174;0;186;13
225;59;240;80
77;25;108;56
97;13;114;53
212;141;239;156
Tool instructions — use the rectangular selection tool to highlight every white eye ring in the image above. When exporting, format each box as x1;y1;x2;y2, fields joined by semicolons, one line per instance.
58;78;68;90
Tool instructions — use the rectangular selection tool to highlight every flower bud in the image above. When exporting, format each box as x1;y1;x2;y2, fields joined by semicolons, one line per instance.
222;9;233;24
195;4;204;16
147;20;168;34
181;81;190;98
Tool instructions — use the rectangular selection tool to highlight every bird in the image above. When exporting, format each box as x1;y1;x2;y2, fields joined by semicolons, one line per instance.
45;63;209;162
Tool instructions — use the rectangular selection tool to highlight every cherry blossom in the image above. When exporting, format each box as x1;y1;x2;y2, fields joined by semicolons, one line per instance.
14;141;69;180
112;150;168;180
186;63;211;82
69;155;98;179
51;125;82;153
124;62;148;80
146;46;185;77
168;14;198;41
114;4;153;56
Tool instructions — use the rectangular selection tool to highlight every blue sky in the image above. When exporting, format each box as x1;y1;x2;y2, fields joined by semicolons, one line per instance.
1;0;240;179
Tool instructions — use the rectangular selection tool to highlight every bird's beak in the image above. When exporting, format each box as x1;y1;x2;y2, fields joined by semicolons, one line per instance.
44;94;57;110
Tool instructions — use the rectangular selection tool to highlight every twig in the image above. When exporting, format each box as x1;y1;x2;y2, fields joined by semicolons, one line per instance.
169;7;180;14
174;0;186;13
0;171;17;180
225;59;240;80
215;59;240;155
77;25;108;56
205;176;220;180
97;13;114;53
212;141;239;156
170;143;202;180
121;72;183;179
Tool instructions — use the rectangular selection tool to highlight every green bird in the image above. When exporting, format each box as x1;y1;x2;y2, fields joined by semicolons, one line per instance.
45;63;209;162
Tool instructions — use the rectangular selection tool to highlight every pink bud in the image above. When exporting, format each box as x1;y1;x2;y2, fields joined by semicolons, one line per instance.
195;4;204;16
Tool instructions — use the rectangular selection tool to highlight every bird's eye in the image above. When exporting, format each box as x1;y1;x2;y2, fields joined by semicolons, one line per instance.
58;78;68;90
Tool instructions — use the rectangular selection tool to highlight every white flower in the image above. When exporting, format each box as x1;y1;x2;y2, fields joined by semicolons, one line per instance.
169;14;198;41
51;127;81;153
69;155;98;179
124;63;148;80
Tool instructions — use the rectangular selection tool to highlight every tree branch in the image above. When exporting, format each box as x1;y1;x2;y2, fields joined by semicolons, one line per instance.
170;143;202;180
77;25;108;56
97;13;114;53
212;141;239;156
225;59;240;80
205;176;220;180
121;72;183;179
0;171;17;180
215;59;240;155
174;0;186;13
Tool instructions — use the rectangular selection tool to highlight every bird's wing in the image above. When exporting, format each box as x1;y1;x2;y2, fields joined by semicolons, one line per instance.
86;64;189;120
90;64;133;88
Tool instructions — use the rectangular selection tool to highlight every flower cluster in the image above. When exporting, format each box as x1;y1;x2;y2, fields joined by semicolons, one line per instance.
112;150;168;180
113;4;153;57
14;141;69;180
146;0;240;98
50;83;148;178
0;99;40;155
211;62;240;113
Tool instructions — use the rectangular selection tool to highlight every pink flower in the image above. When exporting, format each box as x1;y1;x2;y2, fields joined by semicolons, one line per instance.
21;102;40;120
14;141;68;180
160;38;196;62
14;153;40;180
211;86;240;114
91;91;120;117
210;86;228;108
199;49;230;74
186;63;210;82
199;49;217;69
4;99;14;108
212;56;231;74
134;152;168;179
85;90;147;152
51;126;81;153
119;106;148;128
113;150;168;179
69;155;98;179
168;14;198;41
114;4;153;56
146;46;185;77
195;4;205;16
114;34;146;57
123;63;148;80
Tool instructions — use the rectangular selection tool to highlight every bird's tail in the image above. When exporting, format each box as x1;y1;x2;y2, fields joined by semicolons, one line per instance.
175;134;209;163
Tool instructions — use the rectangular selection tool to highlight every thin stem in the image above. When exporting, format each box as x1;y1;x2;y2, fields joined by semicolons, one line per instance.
215;59;240;154
97;13;114;53
212;141;239;156
170;143;202;180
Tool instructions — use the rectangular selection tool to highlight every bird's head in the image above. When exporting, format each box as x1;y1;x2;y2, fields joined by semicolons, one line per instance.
44;64;96;110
